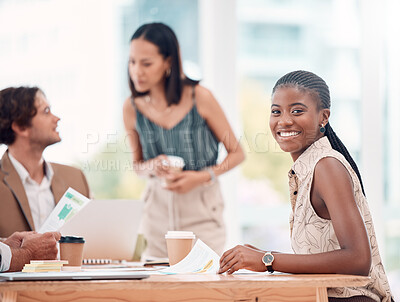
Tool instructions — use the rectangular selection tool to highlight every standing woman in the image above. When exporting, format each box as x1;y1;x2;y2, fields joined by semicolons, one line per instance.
218;71;393;302
123;23;245;258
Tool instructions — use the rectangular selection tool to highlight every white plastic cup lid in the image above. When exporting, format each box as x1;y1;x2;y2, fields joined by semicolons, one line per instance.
165;231;195;239
164;156;185;168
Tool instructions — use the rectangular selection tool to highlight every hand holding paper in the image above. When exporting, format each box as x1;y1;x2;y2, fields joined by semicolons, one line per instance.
39;188;91;233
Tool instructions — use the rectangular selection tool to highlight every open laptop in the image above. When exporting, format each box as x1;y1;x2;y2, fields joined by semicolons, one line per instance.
0;271;149;281
59;199;143;261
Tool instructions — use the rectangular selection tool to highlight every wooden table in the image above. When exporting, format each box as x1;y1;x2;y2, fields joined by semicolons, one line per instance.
0;273;369;302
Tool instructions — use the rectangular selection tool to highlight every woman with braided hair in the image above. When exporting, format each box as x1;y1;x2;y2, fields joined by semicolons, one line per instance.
219;70;394;302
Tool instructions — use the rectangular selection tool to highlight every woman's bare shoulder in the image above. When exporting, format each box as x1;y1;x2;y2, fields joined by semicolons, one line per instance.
123;96;135;111
193;84;214;101
315;156;350;178
123;96;137;129
313;156;354;200
192;85;220;116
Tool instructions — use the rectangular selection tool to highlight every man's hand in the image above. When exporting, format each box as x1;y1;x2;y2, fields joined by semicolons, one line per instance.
21;232;61;260
8;232;61;272
3;231;36;248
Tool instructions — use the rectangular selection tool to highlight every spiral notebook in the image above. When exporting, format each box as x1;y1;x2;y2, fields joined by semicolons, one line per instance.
59;199;143;261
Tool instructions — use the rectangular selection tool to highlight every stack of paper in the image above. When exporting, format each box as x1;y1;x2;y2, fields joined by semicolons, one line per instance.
160;239;220;275
22;260;68;273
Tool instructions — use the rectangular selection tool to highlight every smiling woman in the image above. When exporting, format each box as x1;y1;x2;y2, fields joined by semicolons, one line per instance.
218;71;394;302
269;89;329;161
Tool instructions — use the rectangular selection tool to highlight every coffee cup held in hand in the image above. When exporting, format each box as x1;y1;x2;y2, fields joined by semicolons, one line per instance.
59;236;85;269
161;156;185;187
165;231;195;266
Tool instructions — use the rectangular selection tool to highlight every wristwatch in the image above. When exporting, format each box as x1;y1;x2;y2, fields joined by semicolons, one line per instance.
262;251;274;273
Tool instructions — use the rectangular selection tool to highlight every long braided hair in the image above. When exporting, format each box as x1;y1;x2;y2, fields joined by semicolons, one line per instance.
272;70;366;196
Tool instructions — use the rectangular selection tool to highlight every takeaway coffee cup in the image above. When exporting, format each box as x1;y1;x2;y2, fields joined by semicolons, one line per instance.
161;156;185;187
165;231;195;266
59;236;85;269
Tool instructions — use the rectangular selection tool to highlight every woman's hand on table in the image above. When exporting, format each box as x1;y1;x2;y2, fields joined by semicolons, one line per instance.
218;245;266;275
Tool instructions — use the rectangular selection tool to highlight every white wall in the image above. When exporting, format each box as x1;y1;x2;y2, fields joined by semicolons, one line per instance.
199;0;242;248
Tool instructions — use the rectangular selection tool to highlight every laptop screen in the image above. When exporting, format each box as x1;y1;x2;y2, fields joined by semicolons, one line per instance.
59;200;143;261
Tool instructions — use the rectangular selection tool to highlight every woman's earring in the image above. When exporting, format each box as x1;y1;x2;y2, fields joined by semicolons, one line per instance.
319;124;326;133
166;68;171;77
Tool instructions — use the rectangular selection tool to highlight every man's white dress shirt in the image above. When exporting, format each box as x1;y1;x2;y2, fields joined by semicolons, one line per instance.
8;153;55;230
0;241;11;272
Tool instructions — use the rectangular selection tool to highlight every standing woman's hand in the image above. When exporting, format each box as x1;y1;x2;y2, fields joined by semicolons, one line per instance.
218;245;266;275
149;154;170;177
164;170;210;193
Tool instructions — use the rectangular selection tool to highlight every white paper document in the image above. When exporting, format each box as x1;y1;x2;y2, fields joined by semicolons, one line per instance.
39;187;91;233
160;239;220;274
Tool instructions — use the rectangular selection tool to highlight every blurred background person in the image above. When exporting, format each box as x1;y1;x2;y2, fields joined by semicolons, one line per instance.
123;22;244;258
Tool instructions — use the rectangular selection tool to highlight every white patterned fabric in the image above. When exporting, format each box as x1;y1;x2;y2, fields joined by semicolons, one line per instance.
289;137;393;302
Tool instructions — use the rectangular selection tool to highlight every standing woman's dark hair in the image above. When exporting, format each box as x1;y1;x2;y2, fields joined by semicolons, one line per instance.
128;22;196;106
272;70;366;196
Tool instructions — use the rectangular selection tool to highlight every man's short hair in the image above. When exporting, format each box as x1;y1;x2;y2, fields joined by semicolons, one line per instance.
0;86;40;145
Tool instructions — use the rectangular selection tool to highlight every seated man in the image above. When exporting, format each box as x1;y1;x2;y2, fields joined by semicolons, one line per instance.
0;231;61;272
0;86;90;237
